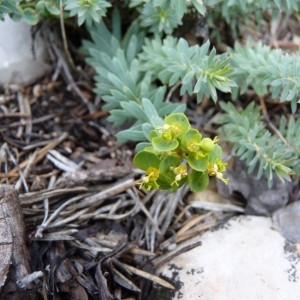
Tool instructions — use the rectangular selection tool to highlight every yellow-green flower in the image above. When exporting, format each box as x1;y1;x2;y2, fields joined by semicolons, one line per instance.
207;160;229;184
138;167;160;190
171;164;188;187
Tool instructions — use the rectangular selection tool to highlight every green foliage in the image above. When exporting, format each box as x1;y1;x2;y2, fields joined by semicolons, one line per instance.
1;0;299;190
130;0;206;34
0;0;20;21
216;102;297;187
138;0;182;34
136;0;207;34
208;0;300;19
81;4;299;188
0;0;111;25
230;41;300;113
82;10;185;145
278;116;300;174
139;36;236;102
64;0;111;26
0;0;61;25
133;113;228;192
204;0;300;35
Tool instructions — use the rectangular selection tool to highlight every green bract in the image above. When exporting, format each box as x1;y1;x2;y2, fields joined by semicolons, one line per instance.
133;113;228;192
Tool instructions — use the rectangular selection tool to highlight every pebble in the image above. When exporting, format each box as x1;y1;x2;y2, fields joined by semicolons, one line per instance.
0;17;51;86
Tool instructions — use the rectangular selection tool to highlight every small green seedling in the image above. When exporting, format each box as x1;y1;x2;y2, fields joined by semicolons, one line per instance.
133;113;228;192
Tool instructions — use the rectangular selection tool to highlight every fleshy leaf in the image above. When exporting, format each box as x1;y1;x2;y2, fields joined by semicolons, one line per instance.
164;113;191;137
207;144;223;163
152;136;179;152
22;7;39;25
159;156;180;176
188;171;209;192
181;129;202;152
133;151;161;171
187;153;209;171
158;155;181;188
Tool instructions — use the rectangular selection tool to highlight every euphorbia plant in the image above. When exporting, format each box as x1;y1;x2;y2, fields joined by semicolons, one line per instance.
133;113;228;192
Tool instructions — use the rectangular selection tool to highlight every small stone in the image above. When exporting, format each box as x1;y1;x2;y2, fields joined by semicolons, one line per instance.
32;84;43;97
0;17;51;86
217;160;292;216
151;216;300;300
273;201;300;243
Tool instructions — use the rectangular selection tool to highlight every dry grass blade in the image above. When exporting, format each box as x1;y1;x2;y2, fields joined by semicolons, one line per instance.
6;132;68;178
84;205;138;221
112;267;141;292
4;144;29;192
176;220;218;243
49;31;95;113
129;248;155;257
128;188;161;235
151;235;203;269
71;239;113;253
73;178;135;210
176;212;214;236
16;271;44;289
16;93;32;140
116;262;174;290
20;186;88;206
44;198;89;229
15;150;38;191
158;186;188;235
47;149;81;172
33;229;78;241
144;187;188;252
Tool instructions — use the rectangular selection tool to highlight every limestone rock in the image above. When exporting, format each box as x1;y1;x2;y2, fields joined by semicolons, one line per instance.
0;17;51;86
151;216;300;300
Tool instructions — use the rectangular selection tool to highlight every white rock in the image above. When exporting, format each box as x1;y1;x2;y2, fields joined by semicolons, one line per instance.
152;216;300;300
0;17;51;86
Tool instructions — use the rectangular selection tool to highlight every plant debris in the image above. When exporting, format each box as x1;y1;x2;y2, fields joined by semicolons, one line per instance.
0;51;230;299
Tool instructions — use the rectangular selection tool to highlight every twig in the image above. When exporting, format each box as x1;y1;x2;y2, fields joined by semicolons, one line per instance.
0;114;55;131
36;193;88;231
15;150;38;192
176;221;217;243
4;145;29;192
159;186;188;236
114;261;174;290
35;175;56;238
128;188;162;235
166;82;181;102
258;96;291;147
151;235;203;269
47;149;81;172
50;35;95;113
146;193;165;251
0;113;30;119
72;178;135;210
16;271;44;289
20;186;88;206
176;212;213;236
59;0;76;70
16;93;32;143
6;132;68;178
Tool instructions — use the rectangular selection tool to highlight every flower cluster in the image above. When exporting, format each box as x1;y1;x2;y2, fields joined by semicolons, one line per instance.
133;113;228;192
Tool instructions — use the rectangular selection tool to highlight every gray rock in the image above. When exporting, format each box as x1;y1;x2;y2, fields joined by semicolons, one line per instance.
0;17;51;86
151;216;300;300
217;160;292;216
273;201;300;243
